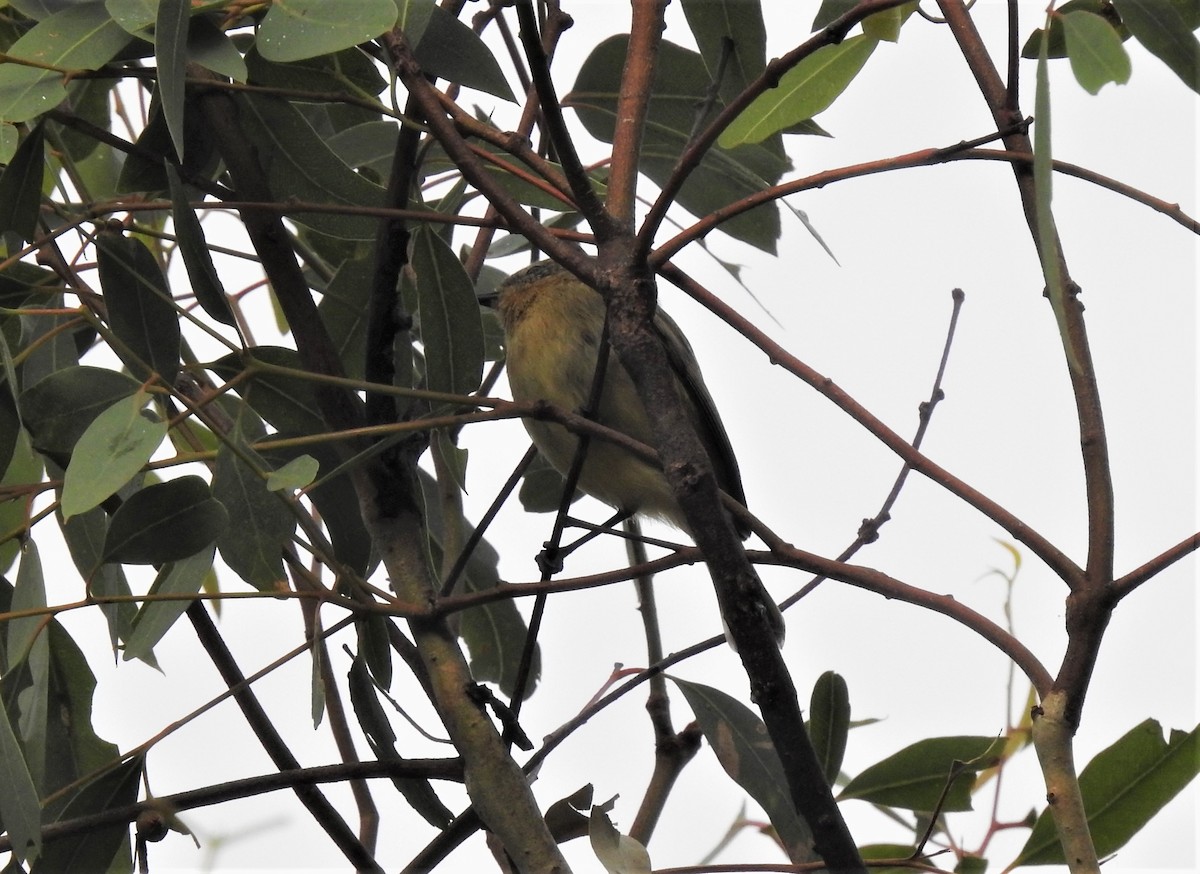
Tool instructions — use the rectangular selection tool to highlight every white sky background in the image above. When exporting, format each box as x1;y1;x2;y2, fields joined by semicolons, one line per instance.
49;1;1199;871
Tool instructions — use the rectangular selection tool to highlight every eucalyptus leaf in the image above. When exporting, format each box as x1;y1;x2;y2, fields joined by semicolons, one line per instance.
95;230;182;384
0;120;44;243
1113;0;1200;92
102;476;229;565
60;390;167;520
0;3;132;123
256;0;397;63
672;677;814;860
1016;719;1199;865
1063;10;1132;93
718;35;878;148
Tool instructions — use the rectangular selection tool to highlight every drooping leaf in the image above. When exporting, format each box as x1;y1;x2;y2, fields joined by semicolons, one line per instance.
187;16;247;81
102;475;229;565
0;3;133;123
35;754;143;873
589;799;651;874
245;44;387;96
681;0;767;103
6;540;47;672
260;436;372;576
412;226;484;398
256;0;397;63
411;2;516;101
166;164;235;326
18;289;79;392
317;254;373;380
237;92;386;241
210;348;327;435
566;36;789;252
1033;20;1081;374
1022;0;1132;58
52;78;117;161
1113;0;1200;92
155;0;190;162
808;670;850;784
20;366;140;455
265;455;319;492
0;695;41;864
60;507;136;654
212;438;293;591
1016;719;1200;865
105;0;157;35
0;430;43;572
417;470;536;699
0;120;44;243
718;35;878;148
95;230;182;385
122;545;214;662
60;390;167;520
347;654;454;828
1063;10;1132;93
839;736;1004;812
672;677;814;860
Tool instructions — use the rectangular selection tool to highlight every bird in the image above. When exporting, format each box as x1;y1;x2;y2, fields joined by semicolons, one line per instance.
495;260;784;643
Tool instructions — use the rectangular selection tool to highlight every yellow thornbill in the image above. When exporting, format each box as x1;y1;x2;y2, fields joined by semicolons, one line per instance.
495;261;785;644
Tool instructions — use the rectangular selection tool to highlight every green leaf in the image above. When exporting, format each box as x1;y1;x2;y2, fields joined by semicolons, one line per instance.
317;254;373;380
1022;0;1131;59
1016;719;1200;865
566;36;789;252
60;507;136;654
212;438;293;591
261;437;372;575
0;431;43;572
60;390;167;520
256;0;397;63
7;540;47;671
812;0;859;30
347;654;454;827
210;348;326;435
155;0;190;162
411;2;515;101
839;736;1004;812
0;695;41;863
18;289;80;392
1113;0;1200;92
102;475;229;564
122;545;214;662
0;120;44;243
1033;20;1081;374
1063;10;1133;93
35;754;142;873
187;16;247;82
95;230;182;384
237;92;386;241
808;670;850;784
417;470;537;698
105;0;157;35
589;801;651;874
862;3;918;42
265;454;319;492
672;678;814;860
719;35;878;148
166;164;235;326
20;366;141;455
412;226;484;397
245;44;386;96
681;0;767;103
0;3;133;123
